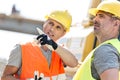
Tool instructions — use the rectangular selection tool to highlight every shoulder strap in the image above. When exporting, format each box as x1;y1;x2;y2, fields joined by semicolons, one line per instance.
105;39;120;54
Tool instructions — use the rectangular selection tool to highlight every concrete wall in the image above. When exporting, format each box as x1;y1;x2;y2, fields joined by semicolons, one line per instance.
0;14;44;35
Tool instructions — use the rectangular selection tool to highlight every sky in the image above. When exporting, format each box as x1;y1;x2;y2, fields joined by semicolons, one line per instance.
0;0;91;25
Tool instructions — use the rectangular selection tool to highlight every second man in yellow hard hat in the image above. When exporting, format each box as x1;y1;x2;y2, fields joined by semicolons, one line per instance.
73;0;120;80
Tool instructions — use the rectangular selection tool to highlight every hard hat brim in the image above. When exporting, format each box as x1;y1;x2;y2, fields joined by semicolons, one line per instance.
89;8;99;16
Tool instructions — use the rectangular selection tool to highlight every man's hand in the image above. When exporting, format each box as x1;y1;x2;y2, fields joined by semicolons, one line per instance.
36;34;58;50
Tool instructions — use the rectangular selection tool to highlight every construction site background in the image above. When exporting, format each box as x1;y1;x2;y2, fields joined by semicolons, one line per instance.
0;0;104;79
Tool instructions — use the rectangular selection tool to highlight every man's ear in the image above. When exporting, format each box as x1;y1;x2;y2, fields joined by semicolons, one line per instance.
114;19;120;27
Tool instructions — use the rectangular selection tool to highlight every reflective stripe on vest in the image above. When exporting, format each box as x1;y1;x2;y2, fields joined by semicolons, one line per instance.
43;73;66;80
18;42;66;80
73;39;120;80
27;73;66;80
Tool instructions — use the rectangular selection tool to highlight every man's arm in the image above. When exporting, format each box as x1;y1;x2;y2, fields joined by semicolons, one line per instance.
94;44;119;80
1;65;19;80
55;45;78;67
2;44;22;80
100;68;119;80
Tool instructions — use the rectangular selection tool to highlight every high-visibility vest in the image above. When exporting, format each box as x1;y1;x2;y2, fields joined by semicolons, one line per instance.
16;42;66;80
73;39;120;80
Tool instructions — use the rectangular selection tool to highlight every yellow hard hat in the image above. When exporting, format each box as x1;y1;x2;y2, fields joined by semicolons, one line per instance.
89;0;120;18
45;10;72;32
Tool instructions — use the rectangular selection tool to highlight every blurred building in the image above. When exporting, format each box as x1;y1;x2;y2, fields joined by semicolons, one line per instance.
0;13;43;35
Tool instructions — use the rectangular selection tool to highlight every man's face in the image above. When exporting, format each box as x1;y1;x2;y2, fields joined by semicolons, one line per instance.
43;19;66;41
93;11;117;38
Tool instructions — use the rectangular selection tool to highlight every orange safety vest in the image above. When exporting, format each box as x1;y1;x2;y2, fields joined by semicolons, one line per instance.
16;42;66;80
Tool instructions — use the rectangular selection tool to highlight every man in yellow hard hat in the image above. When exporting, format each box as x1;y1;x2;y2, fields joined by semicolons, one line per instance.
2;10;78;80
73;0;120;80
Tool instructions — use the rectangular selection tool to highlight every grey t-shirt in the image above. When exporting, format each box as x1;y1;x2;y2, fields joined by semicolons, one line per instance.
7;44;52;76
91;44;120;80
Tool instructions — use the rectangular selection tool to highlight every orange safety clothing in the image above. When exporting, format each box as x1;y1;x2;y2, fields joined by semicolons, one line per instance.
16;42;66;80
